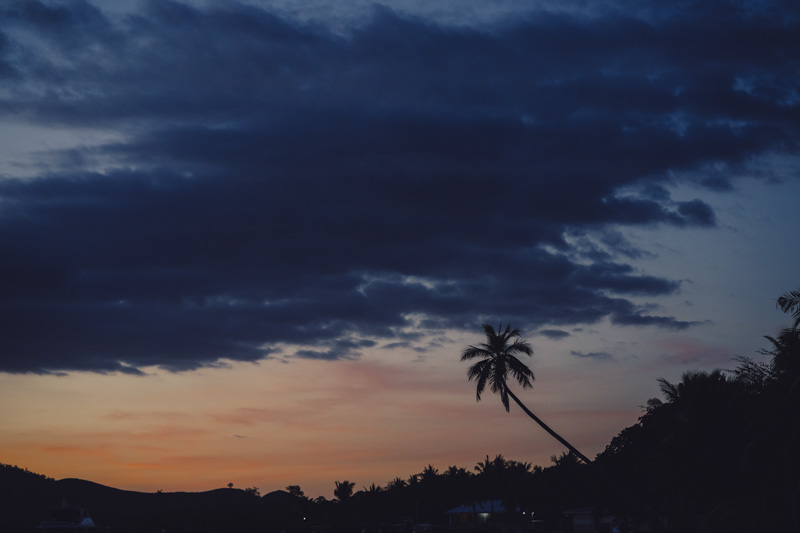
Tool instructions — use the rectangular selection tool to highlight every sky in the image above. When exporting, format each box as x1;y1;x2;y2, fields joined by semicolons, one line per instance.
0;0;798;499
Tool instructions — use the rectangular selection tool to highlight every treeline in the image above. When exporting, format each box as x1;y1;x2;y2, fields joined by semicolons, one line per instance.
0;456;596;533
278;454;598;531
0;463;54;482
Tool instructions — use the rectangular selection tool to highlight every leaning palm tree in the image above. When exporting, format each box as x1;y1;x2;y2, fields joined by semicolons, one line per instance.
461;323;592;465
463;325;668;532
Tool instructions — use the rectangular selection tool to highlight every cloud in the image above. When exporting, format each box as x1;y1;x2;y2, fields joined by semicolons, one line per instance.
570;351;614;360
380;341;427;353
294;338;377;361
538;329;571;340
0;0;797;373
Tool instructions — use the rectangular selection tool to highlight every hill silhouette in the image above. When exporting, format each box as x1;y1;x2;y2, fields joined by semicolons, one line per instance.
0;464;264;532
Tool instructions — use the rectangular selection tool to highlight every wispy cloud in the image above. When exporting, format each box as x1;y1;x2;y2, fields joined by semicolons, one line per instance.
538;329;571;340
570;350;614;360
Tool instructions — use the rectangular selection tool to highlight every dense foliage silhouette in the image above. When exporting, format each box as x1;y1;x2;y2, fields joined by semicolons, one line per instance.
596;289;800;532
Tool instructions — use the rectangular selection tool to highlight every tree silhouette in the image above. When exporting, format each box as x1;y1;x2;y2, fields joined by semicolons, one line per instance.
473;455;505;524
606;368;762;531
334;480;354;503
386;477;406;491
363;483;382;494
443;465;473;513
420;464;439;482
286;485;305;499
461;324;593;464
334;480;356;533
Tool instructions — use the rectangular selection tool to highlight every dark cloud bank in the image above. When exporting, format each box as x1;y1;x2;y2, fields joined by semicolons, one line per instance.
0;0;797;374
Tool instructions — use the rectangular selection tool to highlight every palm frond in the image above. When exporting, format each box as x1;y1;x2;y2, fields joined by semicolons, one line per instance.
777;289;800;313
461;346;491;361
492;362;506;394
499;387;510;411
475;372;489;402
657;377;679;402
467;358;492;381
777;289;800;328
507;357;534;388
507;339;533;357
467;358;492;401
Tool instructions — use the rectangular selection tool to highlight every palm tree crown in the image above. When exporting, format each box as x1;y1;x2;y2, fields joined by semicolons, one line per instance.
461;323;534;412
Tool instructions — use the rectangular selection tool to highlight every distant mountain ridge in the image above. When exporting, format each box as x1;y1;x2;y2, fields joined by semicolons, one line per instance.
0;463;267;532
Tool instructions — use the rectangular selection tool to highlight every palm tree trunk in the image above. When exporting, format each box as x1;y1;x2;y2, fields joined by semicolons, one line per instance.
505;388;593;465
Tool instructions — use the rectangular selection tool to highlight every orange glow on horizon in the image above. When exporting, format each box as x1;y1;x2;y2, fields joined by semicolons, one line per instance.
0;339;650;498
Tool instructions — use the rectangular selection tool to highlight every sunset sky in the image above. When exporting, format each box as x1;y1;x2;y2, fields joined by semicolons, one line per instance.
0;0;799;499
